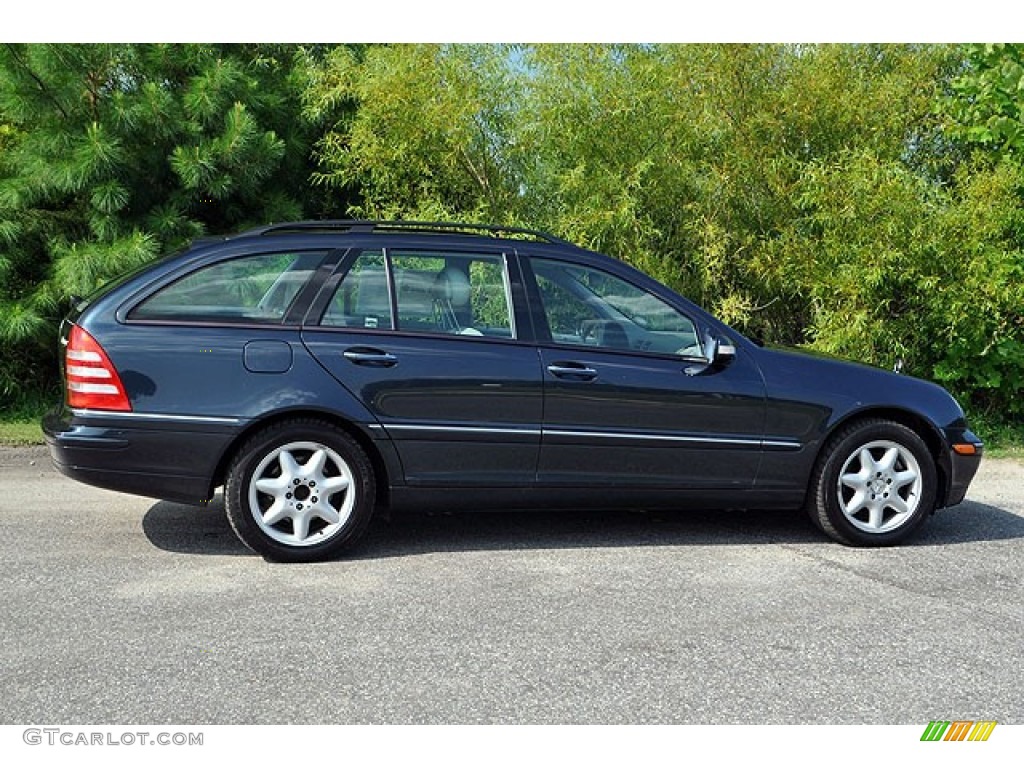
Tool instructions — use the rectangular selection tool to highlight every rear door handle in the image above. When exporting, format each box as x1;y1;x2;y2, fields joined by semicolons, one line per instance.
547;362;598;381
343;347;398;367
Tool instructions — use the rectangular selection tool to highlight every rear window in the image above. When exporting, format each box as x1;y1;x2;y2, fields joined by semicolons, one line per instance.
130;251;327;323
73;250;186;315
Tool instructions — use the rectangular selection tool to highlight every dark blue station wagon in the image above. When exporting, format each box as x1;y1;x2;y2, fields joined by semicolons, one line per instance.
44;220;983;561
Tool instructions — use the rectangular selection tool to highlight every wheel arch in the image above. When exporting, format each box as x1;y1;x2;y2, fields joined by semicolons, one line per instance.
208;409;396;508
819;407;949;506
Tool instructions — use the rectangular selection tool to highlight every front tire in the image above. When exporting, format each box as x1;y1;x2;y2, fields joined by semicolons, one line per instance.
225;419;376;562
807;419;937;546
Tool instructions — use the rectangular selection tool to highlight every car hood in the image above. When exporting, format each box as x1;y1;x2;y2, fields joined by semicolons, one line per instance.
763;342;904;372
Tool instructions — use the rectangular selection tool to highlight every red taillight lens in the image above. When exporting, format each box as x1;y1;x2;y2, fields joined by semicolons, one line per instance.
65;324;132;412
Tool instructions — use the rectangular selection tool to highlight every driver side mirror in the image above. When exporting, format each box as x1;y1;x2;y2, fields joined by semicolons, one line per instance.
715;341;737;364
686;334;736;376
702;334;737;366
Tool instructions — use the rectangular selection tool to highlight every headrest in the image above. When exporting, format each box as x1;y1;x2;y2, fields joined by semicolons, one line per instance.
434;266;472;306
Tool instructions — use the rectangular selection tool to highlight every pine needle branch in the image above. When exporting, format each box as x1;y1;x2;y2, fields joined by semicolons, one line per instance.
3;44;69;120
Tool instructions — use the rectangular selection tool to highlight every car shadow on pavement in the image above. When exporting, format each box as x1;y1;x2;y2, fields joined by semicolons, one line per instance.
141;496;1024;559
142;498;250;556
910;499;1024;547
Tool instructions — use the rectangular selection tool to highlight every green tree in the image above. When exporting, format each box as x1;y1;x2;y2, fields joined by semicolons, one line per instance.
303;44;523;222
0;44;333;409
945;43;1024;154
307;44;953;333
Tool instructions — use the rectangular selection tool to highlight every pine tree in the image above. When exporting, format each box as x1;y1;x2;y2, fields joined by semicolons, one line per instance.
0;44;342;410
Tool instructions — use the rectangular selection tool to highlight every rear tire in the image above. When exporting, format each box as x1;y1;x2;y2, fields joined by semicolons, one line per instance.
225;419;375;562
807;419;937;546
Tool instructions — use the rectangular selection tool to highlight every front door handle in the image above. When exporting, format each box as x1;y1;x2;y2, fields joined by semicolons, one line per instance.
344;347;398;367
547;362;598;381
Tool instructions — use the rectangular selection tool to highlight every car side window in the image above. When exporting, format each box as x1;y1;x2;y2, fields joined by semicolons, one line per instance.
322;250;515;339
130;251;327;323
321;250;393;330
532;258;701;356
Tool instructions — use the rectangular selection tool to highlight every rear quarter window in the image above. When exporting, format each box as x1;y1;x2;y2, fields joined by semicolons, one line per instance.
129;251;327;323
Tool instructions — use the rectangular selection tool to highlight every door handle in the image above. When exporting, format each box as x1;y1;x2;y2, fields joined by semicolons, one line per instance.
343;348;398;367
547;363;598;381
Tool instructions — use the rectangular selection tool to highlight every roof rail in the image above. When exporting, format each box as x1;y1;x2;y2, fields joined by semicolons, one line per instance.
240;219;570;246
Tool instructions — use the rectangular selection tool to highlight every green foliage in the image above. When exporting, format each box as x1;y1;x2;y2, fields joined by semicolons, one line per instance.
306;44;948;321
50;230;158;298
945;44;1024;154
969;410;1024;460
303;44;523;221
0;44;345;406
928;162;1024;415
2;43;1022;428
763;150;938;368
303;43;1021;420
762;150;1024;416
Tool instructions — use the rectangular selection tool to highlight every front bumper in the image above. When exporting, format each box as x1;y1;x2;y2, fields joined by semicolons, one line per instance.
941;428;984;508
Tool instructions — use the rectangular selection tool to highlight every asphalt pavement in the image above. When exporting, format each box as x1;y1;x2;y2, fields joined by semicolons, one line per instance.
1;445;1021;724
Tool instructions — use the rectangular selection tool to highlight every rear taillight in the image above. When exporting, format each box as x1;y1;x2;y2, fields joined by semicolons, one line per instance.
65;324;132;412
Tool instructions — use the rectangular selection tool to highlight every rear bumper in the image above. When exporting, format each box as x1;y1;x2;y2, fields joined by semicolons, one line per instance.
44;408;238;505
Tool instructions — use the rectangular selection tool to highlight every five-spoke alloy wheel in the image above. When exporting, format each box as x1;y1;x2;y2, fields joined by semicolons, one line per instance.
808;419;937;546
225;419;375;562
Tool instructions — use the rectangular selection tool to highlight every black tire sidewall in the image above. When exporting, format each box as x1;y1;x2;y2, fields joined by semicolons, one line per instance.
225;421;375;562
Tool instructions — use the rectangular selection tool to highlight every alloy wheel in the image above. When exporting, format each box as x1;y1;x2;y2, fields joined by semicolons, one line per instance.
247;441;355;547
836;439;923;534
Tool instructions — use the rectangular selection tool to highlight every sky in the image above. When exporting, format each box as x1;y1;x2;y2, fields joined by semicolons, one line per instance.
5;1;1023;43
